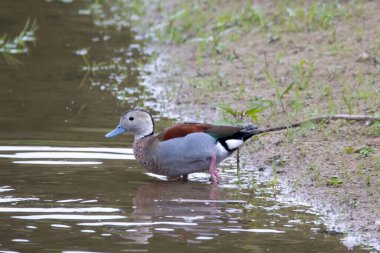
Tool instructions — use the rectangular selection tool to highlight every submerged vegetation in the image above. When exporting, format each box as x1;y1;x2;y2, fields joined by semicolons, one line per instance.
0;18;37;64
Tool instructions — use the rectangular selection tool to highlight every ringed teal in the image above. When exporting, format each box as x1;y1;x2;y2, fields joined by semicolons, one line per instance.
105;109;258;183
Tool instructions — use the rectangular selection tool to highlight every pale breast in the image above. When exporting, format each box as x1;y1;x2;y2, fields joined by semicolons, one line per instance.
133;137;170;176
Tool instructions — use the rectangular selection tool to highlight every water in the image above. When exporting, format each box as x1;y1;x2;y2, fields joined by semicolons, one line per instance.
0;0;371;252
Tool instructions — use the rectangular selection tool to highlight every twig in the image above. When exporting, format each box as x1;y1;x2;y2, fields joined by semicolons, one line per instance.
254;114;380;134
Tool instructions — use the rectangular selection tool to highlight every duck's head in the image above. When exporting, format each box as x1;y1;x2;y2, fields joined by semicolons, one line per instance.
105;109;154;139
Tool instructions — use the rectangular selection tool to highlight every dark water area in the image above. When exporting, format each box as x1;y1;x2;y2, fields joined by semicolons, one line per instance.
0;0;372;252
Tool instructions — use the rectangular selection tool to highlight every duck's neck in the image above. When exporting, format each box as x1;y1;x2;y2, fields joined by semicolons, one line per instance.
134;131;153;141
134;121;154;140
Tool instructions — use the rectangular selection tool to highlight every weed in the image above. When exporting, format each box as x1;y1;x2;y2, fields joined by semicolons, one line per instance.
287;60;314;112
327;99;337;115
357;146;375;157
242;5;267;29
320;84;333;96
217;103;266;124
308;163;321;182
345;145;375;157
326;175;343;187
374;157;380;171
299;120;317;136
300;146;307;157
350;198;358;208
285;127;296;143
368;122;380;137
365;172;371;187
344;146;355;154
291;59;314;90
341;83;355;115
0;18;37;57
264;68;293;112
278;1;342;32
79;53;106;74
265;60;314;113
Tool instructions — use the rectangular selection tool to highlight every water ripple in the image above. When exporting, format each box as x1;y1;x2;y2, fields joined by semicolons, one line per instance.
0;146;133;154
0;146;135;165
221;228;285;234
78;221;198;227
0;207;120;213
0;152;133;160
0;197;39;203
12;214;125;220
13;160;102;165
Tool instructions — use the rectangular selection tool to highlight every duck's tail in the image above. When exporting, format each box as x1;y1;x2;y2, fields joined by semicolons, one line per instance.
239;124;259;141
216;125;258;152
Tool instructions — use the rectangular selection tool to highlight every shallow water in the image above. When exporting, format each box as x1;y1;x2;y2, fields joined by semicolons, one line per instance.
0;0;371;252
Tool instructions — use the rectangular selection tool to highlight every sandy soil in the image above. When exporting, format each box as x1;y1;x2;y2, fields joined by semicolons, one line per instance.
138;0;380;249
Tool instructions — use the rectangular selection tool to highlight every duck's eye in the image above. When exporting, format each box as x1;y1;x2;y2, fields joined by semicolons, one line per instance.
129;117;134;121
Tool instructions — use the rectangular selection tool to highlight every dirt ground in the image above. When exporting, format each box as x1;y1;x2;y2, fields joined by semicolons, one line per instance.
136;0;380;249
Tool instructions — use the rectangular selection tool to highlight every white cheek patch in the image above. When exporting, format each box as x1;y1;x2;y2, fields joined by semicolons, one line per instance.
226;139;244;150
216;142;229;155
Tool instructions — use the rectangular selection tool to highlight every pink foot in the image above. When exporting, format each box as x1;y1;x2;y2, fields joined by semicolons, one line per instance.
209;154;221;184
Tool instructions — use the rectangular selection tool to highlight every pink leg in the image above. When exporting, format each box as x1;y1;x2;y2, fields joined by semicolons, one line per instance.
209;153;221;184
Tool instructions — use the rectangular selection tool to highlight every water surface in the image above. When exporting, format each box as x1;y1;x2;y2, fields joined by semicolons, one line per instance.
0;0;371;252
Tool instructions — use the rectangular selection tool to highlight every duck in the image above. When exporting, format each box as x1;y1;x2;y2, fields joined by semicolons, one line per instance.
105;109;258;183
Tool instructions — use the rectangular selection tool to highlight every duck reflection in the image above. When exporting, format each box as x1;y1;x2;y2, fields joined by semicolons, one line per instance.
112;180;246;245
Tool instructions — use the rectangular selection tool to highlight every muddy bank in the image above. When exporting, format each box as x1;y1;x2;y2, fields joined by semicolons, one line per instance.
136;0;380;249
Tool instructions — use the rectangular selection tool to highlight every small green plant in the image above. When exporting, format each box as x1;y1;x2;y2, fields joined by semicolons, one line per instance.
326;175;343;187
291;59;314;90
350;198;358;208
279;1;340;32
356;146;375;157
374;157;380;171
264;61;314;113
308;163;320;182
285;127;296;143
288;60;314;112
76;48;106;74
320;85;333;97
342;93;353;115
1;18;37;65
0;18;37;55
365;172;371;186
217;103;266;124
345;145;375;157
264;68;295;112
241;5;267;29
368;122;380;137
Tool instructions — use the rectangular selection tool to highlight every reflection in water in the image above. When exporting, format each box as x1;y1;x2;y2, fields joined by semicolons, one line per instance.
221;228;285;233
79;221;198;226
0;145;135;165
13;214;125;220
13;161;102;165
78;181;290;245
0;152;132;160
0;146;133;153
0;197;39;203
0;207;120;213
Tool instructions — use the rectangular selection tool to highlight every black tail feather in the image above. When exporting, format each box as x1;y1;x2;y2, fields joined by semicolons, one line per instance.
218;124;258;151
